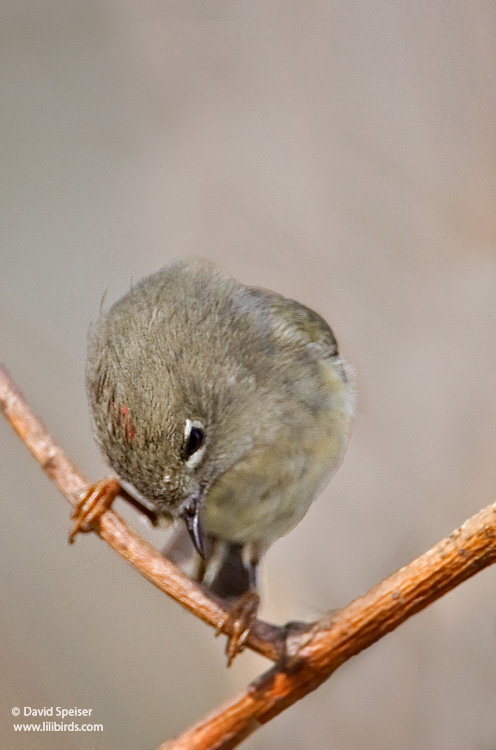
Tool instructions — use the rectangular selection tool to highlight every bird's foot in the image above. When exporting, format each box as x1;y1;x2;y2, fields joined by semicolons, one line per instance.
69;476;121;543
217;590;260;666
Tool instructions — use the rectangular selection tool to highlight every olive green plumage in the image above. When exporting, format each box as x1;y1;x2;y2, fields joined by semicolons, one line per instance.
86;259;354;597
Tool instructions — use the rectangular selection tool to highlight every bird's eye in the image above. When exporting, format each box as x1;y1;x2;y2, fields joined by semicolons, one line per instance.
185;426;204;456
182;419;206;464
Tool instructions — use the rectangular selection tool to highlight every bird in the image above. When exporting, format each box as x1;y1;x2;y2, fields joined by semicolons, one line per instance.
71;258;354;662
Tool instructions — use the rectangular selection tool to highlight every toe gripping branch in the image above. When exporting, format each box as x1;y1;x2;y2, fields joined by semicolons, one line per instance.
69;476;160;543
68;477;122;543
217;590;261;666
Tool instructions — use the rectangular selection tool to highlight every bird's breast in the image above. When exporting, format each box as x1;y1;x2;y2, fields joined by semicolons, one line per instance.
204;365;353;548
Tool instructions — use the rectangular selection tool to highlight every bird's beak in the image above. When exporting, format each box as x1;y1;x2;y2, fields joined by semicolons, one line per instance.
180;493;207;559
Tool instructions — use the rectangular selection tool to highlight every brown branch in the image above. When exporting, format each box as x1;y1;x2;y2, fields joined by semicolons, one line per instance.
3;360;496;750
0;363;283;662
160;499;496;749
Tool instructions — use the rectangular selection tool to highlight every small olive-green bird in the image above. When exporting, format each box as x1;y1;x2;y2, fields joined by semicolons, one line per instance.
86;259;354;651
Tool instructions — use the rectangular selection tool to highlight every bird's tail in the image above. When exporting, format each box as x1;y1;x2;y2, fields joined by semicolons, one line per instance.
163;527;252;599
203;540;251;599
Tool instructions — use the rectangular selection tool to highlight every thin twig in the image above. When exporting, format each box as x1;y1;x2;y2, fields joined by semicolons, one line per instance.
160;499;496;749
0;363;284;661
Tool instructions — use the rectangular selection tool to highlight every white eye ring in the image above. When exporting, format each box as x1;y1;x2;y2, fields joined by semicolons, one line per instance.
183;418;206;469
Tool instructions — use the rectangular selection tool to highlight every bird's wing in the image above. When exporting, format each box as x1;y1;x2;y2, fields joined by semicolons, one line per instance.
247;286;339;358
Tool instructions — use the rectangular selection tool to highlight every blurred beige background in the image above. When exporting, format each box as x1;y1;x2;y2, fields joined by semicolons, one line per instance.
1;2;496;749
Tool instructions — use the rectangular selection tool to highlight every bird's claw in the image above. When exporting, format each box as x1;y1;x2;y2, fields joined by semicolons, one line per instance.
69;477;121;543
217;590;260;666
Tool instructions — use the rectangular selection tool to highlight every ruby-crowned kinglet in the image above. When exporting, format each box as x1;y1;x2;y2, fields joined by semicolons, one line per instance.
85;259;354;653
